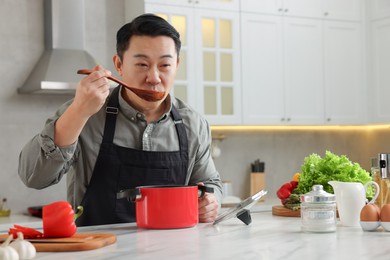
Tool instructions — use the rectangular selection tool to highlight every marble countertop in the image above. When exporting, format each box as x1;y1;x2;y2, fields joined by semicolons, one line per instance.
1;201;390;260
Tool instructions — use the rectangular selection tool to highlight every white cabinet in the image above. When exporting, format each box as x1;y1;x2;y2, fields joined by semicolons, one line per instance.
241;15;284;124
369;0;390;20
370;18;390;123
284;18;324;124
145;0;239;11
240;0;323;18
240;0;362;21
323;21;365;124
324;0;362;22
125;0;241;124
241;14;323;124
241;12;365;125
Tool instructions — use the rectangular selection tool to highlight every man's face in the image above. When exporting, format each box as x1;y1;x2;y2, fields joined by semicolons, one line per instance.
114;35;179;105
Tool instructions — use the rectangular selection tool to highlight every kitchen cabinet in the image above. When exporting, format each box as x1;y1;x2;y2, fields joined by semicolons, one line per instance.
370;18;390;123
126;1;242;125
369;0;390;20
240;0;362;22
144;0;239;11
241;14;323;124
241;13;365;125
324;21;366;124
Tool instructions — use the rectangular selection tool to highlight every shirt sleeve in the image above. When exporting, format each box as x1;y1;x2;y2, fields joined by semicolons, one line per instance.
18;101;78;189
189;117;223;205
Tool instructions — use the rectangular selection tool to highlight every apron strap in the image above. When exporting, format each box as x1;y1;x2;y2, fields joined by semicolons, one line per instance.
102;86;120;144
170;106;189;160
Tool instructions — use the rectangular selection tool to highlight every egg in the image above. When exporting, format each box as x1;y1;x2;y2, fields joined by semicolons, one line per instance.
380;204;390;222
360;203;380;222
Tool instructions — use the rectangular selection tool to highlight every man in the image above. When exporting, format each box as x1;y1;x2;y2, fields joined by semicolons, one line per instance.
18;14;222;226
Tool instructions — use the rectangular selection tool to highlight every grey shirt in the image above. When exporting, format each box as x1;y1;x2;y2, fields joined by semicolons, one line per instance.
18;87;223;209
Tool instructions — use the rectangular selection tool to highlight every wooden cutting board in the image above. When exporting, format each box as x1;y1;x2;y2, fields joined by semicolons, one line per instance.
0;233;117;252
272;205;301;217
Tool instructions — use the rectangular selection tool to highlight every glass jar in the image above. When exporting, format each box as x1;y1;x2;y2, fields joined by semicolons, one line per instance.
300;185;336;233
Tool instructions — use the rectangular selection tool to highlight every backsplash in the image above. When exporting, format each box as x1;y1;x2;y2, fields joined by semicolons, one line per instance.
212;129;390;200
1;0;389;214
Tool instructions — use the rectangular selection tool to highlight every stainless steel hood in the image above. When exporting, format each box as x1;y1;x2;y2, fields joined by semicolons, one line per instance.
18;0;96;94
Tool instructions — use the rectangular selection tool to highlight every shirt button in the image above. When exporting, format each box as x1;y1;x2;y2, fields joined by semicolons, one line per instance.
131;117;135;121
144;133;148;138
137;114;142;118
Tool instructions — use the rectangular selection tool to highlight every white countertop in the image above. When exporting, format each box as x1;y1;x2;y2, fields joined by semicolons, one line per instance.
1;201;390;260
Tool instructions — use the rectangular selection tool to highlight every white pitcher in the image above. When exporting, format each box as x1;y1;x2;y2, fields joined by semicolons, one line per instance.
328;181;380;227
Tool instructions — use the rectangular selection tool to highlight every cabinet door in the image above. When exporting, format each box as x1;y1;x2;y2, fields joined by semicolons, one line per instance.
196;0;239;11
284;17;324;124
324;0;362;22
240;0;283;15
283;0;323;19
369;0;390;20
145;4;198;108
195;9;241;124
324;21;365;124
241;14;285;124
240;0;323;18
371;18;390;122
145;0;239;10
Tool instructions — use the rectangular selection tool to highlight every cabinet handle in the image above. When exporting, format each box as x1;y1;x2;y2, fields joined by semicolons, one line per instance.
324;12;329;16
327;118;331;122
284;9;289;12
287;118;291;122
281;118;285;121
278;8;283;12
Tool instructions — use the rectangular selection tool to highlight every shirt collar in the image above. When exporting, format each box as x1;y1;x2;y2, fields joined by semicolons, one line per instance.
117;86;172;123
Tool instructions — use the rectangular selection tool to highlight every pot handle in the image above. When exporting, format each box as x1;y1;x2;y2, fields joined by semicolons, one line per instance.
198;185;214;198
116;189;141;202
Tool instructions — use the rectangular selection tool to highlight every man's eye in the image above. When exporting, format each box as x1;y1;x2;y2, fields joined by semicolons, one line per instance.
161;64;171;68
136;63;147;67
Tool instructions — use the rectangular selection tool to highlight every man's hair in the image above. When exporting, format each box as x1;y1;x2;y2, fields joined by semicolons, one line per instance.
116;13;181;60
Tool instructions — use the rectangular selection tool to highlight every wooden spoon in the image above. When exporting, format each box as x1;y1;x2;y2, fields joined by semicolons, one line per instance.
77;69;165;102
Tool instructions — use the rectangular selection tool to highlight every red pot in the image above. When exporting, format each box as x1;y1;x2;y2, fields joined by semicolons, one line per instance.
121;185;213;229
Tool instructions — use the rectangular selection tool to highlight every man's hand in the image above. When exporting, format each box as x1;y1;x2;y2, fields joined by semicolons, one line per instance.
73;64;112;119
198;190;219;223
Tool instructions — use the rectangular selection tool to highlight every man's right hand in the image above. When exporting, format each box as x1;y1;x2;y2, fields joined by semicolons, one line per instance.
72;64;112;118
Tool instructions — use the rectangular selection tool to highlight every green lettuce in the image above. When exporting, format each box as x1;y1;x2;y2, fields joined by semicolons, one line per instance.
295;151;373;196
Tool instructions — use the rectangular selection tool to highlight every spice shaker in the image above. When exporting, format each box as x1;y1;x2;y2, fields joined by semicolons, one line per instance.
300;185;336;233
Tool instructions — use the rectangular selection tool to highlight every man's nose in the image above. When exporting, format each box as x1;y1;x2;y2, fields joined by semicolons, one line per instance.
146;67;161;85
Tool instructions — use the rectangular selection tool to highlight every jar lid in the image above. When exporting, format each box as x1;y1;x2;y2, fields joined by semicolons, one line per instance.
300;185;335;203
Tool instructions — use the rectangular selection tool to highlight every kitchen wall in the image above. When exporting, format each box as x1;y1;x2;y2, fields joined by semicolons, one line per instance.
213;129;390;200
0;0;389;214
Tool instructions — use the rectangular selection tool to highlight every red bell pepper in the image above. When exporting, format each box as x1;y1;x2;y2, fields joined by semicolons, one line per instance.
8;201;83;239
276;181;299;204
43;201;83;238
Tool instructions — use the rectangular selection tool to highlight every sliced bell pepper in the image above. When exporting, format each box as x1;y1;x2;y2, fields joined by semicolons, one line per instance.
8;225;43;239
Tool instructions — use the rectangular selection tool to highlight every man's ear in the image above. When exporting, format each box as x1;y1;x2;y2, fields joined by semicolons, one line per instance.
113;54;123;76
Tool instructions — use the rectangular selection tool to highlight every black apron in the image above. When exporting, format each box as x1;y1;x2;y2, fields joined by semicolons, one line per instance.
76;86;189;226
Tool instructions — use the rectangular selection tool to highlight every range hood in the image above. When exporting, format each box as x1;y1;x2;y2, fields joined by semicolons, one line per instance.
18;0;96;94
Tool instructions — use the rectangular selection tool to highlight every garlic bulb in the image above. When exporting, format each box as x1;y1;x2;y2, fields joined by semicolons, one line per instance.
0;235;19;260
9;233;35;260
